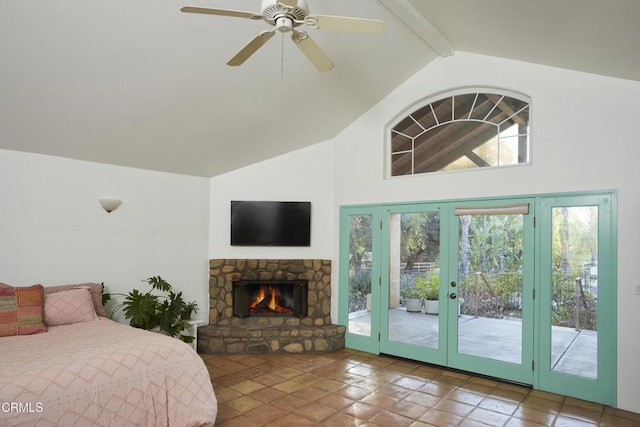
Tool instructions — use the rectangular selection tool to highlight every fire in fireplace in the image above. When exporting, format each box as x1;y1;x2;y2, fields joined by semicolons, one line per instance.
232;280;308;318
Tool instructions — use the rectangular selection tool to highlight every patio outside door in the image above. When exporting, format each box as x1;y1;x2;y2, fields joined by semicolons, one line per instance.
379;204;448;366
378;200;534;385
447;200;534;385
537;194;616;406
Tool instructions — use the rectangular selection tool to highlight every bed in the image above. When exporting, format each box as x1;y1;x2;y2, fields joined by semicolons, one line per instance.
0;283;217;427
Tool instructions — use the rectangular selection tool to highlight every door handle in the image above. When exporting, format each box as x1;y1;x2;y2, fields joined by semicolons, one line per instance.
449;293;457;300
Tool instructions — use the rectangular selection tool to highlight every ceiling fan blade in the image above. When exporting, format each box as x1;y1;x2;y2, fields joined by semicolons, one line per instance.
278;0;298;8
292;31;334;72
227;31;275;66
306;15;384;36
180;6;262;20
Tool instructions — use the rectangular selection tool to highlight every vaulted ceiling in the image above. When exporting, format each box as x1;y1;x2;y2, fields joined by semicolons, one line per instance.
1;0;638;177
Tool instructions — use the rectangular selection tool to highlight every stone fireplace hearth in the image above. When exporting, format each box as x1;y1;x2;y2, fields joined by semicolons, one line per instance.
198;259;345;354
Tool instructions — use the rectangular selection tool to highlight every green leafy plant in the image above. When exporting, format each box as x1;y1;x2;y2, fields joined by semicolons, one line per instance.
102;276;198;343
415;275;439;300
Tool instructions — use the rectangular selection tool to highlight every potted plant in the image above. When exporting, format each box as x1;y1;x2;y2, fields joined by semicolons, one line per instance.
416;275;440;315
103;276;198;343
400;287;423;312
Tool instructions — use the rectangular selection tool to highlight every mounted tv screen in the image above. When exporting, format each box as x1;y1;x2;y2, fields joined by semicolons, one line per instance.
231;201;311;247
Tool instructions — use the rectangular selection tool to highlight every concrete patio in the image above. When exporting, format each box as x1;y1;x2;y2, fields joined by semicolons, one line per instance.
348;307;597;380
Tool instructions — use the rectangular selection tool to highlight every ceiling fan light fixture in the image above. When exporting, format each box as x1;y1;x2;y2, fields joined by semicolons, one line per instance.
275;17;294;33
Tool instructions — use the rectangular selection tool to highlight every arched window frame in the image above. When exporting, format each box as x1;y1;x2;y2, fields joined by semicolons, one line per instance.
385;88;532;178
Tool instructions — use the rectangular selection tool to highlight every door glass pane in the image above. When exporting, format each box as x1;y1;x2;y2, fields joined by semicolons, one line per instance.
550;207;598;379
458;214;524;363
347;214;372;337
388;211;441;348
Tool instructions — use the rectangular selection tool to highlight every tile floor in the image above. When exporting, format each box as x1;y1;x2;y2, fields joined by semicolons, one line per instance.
199;348;639;426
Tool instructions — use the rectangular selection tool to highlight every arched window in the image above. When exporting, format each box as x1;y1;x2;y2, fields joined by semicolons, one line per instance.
389;91;530;177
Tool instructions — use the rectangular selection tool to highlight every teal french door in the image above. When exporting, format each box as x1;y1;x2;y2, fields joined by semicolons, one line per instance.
536;194;617;406
339;191;616;406
446;198;535;385
378;203;449;367
338;205;381;354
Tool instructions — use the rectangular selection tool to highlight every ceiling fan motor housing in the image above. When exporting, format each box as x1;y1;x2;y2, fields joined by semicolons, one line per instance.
261;0;308;26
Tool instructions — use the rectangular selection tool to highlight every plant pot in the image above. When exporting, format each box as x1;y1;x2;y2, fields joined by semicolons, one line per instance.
405;298;422;312
424;299;439;315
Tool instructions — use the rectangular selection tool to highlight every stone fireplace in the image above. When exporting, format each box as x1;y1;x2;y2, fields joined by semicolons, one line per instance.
198;259;345;354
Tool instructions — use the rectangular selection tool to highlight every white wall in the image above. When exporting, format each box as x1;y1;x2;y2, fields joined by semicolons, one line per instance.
208;141;334;260
0;149;210;323
331;52;640;413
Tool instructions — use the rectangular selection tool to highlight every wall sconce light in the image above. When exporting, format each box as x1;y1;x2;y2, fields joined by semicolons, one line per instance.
98;199;122;213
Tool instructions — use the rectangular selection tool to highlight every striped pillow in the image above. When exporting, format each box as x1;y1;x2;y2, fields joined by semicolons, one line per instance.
0;284;46;337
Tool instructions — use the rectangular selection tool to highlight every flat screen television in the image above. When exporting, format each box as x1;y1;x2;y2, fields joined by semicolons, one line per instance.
231;201;311;246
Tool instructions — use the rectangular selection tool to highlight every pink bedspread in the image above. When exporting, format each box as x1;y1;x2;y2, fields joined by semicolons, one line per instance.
0;318;217;426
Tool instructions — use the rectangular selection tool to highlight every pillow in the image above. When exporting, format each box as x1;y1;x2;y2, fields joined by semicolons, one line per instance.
44;288;98;326
0;284;46;337
44;283;106;317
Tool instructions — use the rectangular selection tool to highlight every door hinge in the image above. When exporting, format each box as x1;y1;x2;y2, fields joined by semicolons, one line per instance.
533;217;536;227
532;360;535;371
533;288;535;299
379;277;382;286
378;333;381;341
380;220;383;229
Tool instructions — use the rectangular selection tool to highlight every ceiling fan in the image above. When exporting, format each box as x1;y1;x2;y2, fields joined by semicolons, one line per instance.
181;0;384;72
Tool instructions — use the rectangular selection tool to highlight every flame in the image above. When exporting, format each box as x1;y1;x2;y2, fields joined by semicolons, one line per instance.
249;284;290;314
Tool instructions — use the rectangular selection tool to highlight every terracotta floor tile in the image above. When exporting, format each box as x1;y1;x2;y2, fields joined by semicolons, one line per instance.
317;393;356;410
334;384;371;400
294;385;331;402
293;401;337;422
252;372;287;387
230;379;266;395
272;367;305;379
447;389;486;406
341;401;382;421
604;406;640;422
268;393;308;411
264;413;316;426
403;390;442;408
247;386;287;403
388;399;431;419
558;403;603;424
478;396;519;415
432;399;475;417
418;381;456;397
272;379;307;394
521;395;562;413
200;350;636;427
319;411;362;427
553;414;598;427
226;395;263;414
394;376;430;390
511;406;557;426
359;391;400;409
370;409;415;427
244;403;289;424
466;407;512;426
419;408;464;427
215;414;263;427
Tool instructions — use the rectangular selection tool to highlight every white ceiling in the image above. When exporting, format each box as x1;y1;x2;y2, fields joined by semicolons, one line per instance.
1;0;638;177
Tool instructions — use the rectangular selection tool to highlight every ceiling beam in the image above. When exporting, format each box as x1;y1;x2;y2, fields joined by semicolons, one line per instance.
378;0;454;57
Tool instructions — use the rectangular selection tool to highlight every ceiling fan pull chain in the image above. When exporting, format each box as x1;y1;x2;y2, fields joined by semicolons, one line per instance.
281;32;285;78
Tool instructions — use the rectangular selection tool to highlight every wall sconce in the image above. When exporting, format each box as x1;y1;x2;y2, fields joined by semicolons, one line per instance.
98;199;122;213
